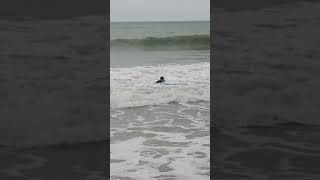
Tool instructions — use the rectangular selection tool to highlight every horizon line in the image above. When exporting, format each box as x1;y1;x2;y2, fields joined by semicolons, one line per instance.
111;19;210;23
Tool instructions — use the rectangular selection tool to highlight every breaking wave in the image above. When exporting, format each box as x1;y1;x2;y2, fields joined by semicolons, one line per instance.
111;34;210;50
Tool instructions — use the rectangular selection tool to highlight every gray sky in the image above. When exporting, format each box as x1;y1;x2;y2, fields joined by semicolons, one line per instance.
111;0;210;22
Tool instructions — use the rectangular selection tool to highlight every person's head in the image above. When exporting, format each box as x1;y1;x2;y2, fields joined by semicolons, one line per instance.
160;77;164;80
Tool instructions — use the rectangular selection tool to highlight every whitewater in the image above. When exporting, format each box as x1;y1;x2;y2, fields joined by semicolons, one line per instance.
110;22;210;180
110;62;210;179
111;62;210;109
110;21;210;180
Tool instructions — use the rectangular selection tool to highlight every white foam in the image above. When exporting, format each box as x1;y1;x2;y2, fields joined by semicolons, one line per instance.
110;102;210;179
111;62;210;109
110;130;210;179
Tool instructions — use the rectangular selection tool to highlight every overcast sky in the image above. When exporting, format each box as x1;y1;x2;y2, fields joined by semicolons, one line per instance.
111;0;210;22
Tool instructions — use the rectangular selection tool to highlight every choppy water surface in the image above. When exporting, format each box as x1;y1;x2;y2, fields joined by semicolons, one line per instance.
110;63;210;179
110;21;210;179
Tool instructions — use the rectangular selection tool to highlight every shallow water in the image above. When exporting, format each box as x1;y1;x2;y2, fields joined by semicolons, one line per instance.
110;102;210;180
110;20;210;179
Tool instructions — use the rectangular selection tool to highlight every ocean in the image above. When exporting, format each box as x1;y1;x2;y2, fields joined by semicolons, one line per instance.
0;16;108;179
110;21;210;179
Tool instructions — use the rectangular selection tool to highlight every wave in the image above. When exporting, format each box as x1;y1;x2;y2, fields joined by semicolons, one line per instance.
111;62;210;108
243;121;316;129
0;113;107;148
111;34;210;50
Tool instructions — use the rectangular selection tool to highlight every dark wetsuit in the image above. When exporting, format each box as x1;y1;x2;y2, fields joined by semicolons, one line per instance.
156;79;165;83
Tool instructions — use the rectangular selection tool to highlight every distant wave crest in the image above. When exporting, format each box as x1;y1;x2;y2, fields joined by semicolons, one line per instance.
111;34;210;50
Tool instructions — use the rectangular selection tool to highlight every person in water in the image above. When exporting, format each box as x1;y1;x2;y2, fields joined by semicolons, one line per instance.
156;77;165;83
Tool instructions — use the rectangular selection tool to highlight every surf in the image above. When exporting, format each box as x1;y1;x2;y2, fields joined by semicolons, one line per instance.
110;62;210;109
111;34;210;51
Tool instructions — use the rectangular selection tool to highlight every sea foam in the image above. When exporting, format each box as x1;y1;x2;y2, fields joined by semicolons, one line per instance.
111;62;210;109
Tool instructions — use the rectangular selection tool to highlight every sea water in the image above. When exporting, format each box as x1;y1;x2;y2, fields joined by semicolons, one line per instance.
111;21;210;179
